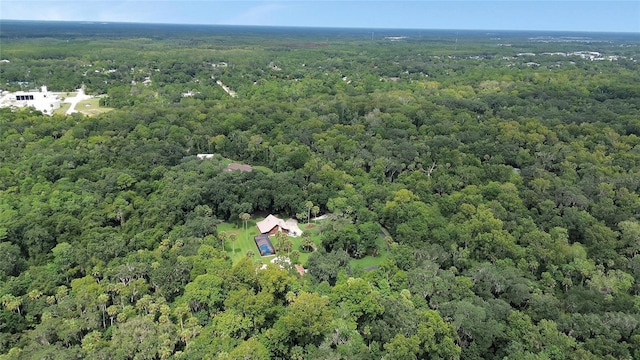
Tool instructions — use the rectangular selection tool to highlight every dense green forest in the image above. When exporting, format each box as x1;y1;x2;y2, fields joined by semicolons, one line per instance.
1;21;640;359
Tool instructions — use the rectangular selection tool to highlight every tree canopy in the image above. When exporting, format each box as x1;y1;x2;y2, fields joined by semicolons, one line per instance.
1;21;640;359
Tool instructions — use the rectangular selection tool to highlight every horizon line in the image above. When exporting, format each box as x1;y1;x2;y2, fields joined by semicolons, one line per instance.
1;19;638;35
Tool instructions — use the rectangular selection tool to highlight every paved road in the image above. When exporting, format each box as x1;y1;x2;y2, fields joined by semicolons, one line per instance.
215;79;237;97
65;88;91;115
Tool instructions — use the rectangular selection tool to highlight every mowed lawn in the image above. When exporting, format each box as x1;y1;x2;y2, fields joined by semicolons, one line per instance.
76;97;112;116
53;96;112;116
349;243;390;270
54;103;71;115
353;225;392;270
219;216;391;270
218;217;324;266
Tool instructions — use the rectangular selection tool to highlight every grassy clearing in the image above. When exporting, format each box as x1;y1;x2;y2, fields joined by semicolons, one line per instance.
53;95;112;117
219;217;324;266
76;97;112;116
295;222;323;265
349;228;391;271
217;220;258;262
350;250;389;270
54;103;71;115
220;158;273;175
219;215;390;271
252;165;273;175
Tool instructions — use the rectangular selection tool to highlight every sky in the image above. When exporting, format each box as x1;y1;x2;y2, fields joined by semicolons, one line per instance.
1;1;638;33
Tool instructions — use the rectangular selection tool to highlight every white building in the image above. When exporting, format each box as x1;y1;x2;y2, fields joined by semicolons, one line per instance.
196;154;215;159
0;86;61;115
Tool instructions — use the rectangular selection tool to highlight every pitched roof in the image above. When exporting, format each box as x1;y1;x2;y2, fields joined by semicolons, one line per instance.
225;163;253;172
295;264;306;276
256;214;288;234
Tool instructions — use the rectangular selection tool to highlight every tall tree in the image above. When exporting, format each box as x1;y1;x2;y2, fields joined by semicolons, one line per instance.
240;212;251;241
229;233;238;255
218;232;228;252
305;201;314;224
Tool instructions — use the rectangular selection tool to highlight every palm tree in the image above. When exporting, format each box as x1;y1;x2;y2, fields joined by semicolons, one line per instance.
239;212;250;240
301;233;315;252
284;239;293;257
304;201;314;224
173;304;189;331
290;250;300;264
311;205;320;222
229;233;237;255
246;250;255;259
274;231;288;254
218;232;228;252
1;294;22;315
107;305;118;326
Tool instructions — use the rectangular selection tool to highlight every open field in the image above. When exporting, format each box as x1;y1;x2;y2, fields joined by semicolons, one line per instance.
349;248;389;270
219;216;389;270
54;97;112;116
76;97;112;116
